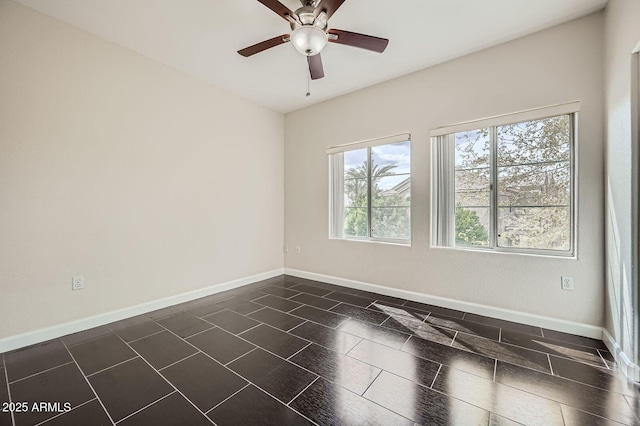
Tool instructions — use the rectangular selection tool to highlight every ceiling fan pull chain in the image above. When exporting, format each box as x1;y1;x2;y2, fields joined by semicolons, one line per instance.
306;72;311;97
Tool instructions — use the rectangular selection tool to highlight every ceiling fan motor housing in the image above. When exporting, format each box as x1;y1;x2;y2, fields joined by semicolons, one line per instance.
294;5;317;26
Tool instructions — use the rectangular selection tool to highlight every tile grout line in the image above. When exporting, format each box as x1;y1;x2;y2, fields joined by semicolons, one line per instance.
125;329;166;344
285;320;307;334
547;354;554;376
359;370;383;397
558;402;567;425
493;359;498;382
3;354;16;426
234;322;263;337
180;318;352;422
279;303;349;327
85;357;138;378
114;391;177;424
60;340;117;426
35;398;97;425
260;305;348;332
290;293;341;310
358;372;419;424
286;342;313;361
181;325;217;340
286;376;319;406
449;331;458;347
8;361;76;385
251;295;304;313
158;352;200;372
243;305;267;316
162;324;216;341
259;287;302;300
313;290;378;310
223;347;257;367
204;383;250;414
430;364;443;389
343;339;362;357
148;319;319;425
112;333;216;425
399;334;412;352
623;393;640;424
286;321;308;333
64;328;114;349
597;349;611;370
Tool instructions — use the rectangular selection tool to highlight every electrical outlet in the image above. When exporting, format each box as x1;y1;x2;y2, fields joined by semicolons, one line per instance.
283;245;289;253
72;276;84;291
295;246;301;254
561;276;574;291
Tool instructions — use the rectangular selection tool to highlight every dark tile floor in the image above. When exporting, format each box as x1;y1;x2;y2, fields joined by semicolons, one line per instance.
1;275;638;425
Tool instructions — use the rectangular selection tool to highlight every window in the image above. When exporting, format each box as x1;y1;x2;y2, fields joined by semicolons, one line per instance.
328;134;411;243
431;103;577;256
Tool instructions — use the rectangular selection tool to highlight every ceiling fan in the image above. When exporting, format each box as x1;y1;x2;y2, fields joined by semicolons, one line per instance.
238;0;389;80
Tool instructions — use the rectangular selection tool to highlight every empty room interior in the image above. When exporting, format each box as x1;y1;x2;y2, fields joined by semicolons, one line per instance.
1;0;640;424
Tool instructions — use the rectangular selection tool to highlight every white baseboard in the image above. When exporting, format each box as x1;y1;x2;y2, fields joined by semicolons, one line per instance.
285;268;603;339
602;328;640;381
0;268;284;354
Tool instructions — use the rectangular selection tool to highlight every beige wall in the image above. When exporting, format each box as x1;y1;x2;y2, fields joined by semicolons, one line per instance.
0;0;284;339
603;0;640;357
285;13;605;326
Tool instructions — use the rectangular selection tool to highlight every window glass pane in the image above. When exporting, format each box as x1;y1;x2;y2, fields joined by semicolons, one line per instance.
372;207;410;240
433;111;573;254
498;115;570;166
455;206;490;247
455;169;490;207
374;175;410;207
371;140;411;241
344;178;368;207
455;129;490;169
344;148;368;208
372;141;411;174
344;207;368;238
498;162;570;207
331;141;410;243
344;149;367;172
498;207;570;250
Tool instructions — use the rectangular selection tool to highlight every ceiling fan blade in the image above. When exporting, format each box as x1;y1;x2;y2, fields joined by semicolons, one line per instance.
307;54;325;80
314;0;346;20
257;0;298;22
328;29;389;53
238;34;290;57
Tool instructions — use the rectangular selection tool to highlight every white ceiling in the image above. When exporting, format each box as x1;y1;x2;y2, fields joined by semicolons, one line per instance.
16;0;607;113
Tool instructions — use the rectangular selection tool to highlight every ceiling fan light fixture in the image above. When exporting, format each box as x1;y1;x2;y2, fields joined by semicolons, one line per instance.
290;25;328;56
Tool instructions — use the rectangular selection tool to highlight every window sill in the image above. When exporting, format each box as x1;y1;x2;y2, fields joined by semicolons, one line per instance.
428;244;577;260
329;237;412;247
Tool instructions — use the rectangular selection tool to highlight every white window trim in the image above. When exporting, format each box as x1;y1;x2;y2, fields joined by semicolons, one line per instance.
430;101;580;137
326;133;411;154
328;134;412;245
430;103;579;257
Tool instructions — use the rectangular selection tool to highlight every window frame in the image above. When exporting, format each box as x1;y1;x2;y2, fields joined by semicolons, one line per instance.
430;103;579;257
328;134;412;245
